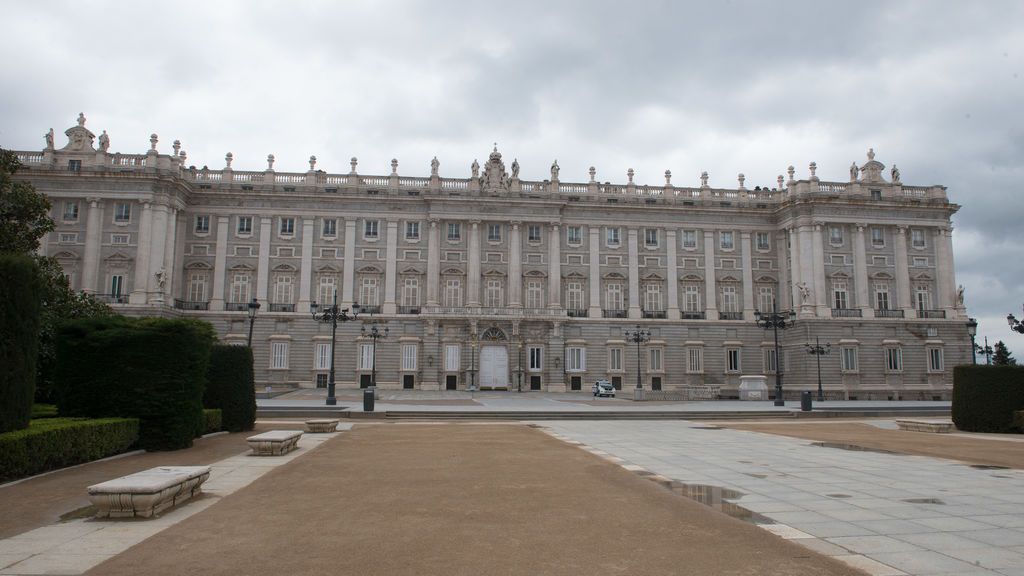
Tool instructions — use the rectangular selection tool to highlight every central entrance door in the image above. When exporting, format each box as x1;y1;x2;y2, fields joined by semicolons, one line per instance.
479;345;509;389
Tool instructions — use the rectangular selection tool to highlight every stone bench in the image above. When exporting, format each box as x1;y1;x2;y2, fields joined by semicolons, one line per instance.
896;419;954;433
305;419;339;433
87;466;211;518
247;430;303;455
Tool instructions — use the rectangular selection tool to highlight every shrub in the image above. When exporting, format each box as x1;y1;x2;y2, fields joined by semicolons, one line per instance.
31;404;58;419
0;254;42;433
952;365;1024;433
55;316;216;451
0;417;139;482
205;345;256;432
202;409;222;435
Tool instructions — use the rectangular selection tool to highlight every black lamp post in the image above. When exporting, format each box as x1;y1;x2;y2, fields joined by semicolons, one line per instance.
966;317;978;365
805;337;831;402
624;325;651;390
310;292;359;406
755;300;796;406
361;323;389;390
977;336;994;365
246;297;261;347
467;331;478;391
517;340;523;393
1008;305;1024;334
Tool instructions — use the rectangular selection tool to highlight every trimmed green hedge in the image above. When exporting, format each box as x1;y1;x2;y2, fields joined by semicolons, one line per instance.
31;404;59;419
55;316;215;451
952;365;1024;433
202;409;222;435
205;345;256;433
0;417;139;482
0;254;42;433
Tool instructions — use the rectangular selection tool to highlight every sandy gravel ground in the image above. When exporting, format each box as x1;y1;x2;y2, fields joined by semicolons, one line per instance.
84;423;864;576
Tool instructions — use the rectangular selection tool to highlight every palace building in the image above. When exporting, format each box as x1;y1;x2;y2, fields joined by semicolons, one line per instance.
10;115;970;398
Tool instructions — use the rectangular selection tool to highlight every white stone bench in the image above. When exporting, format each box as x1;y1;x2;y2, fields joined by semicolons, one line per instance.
87;466;211;518
247;430;303;455
896;419;954;433
305;419;339;433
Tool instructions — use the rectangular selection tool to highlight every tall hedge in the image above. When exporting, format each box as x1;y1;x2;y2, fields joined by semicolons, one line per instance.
55;316;216;450
205;345;256;432
952;365;1024;433
0;254;41;433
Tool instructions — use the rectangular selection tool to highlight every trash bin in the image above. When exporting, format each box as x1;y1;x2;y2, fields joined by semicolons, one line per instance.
363;388;375;412
800;390;812;412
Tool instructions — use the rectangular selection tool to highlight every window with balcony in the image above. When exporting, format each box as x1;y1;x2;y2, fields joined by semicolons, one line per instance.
605;283;623;313
187;272;208;302
911;228;926;248
273;275;295;308
317;275;338;306
915;284;932;311
683;285;701;314
871;227;884;247
484;279;503;307
443;278;462;307
360;277;380;307
526;281;544;309
566;282;584;312
229;272;251;305
829;226;844;245
401;277;420;310
832;279;849;309
757;286;774;314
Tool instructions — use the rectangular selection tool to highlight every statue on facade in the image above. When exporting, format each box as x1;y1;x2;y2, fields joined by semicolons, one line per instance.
550;160;560;180
471;159;479;179
797;282;812;304
700;171;709;187
850;162;859;182
155;267;167;289
891;164;900;183
44;128;54;149
98;130;110;152
957;284;965;307
511;158;520;179
431;156;439;176
77;112;86;127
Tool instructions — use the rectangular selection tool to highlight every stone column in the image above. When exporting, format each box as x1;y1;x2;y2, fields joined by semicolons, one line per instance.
627;227;640;318
159;207;178;303
798;225;815;317
588;226;601;317
298;218;314;313
894;226;914;318
740;231;755;320
666;229;679;318
936;226;957;315
130;202;153;303
788;228;801;310
81;199;104;294
703;230;718;318
256;216;272;301
467;220;481;306
147;203;170;300
811;223;827;316
776;230;791;311
548;223;561;308
342;218;356;308
211;216;229;310
853;224;872;317
383;220;399;314
508;221;522;307
170;210;187;302
426;219;440;306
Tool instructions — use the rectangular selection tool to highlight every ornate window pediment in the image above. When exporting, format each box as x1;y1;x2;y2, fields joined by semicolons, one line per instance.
603;271;626;280
641;272;664;281
480;327;507;341
754;275;777;283
53;251;79;261
482;268;506;277
272;263;297;272
524;269;547;278
316;263;341;273
680;273;703;282
441;267;464;276
400;266;424;275
185;260;213;270
719;274;741;283
357;265;383;274
229;263;255;271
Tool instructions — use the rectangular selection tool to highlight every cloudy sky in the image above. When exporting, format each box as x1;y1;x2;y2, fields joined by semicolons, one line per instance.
2;0;1022;355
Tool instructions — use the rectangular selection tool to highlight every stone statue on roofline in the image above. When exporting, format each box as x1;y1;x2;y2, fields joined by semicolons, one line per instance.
471;159;479;178
99;130;110;152
431;156;439;176
891;165;900;183
551;160;559;180
797;282;812;304
44;128;54;149
957;285;965;307
511;158;520;179
850;162;859;182
77;112;86;127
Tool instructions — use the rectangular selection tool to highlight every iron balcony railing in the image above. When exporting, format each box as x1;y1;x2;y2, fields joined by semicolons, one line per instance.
719;311;743;320
831;308;863;317
875;309;904;318
681;311;706;320
173;299;210;311
269;303;295;312
603;309;627;319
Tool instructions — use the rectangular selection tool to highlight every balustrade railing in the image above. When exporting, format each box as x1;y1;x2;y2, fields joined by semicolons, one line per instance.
567;308;588;318
269;303;294;313
642;310;667;319
718;311;743;320
603;309;627;319
831;308;862;317
174;299;210;311
398;306;421;314
441;179;469;190
225;302;248;311
360;176;389;187
681;311;706;320
918;309;946;319
876;309;904;318
16;152;44;164
95;293;128;304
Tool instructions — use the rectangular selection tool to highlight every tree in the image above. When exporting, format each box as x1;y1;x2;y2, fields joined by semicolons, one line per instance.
0;148;114;402
993;341;1017;366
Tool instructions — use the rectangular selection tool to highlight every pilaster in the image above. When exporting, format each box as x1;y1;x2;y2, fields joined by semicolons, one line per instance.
211;216;229;310
740;231;755;320
147;203;170;302
383;219;399;314
342;219;356;308
129;202;152;303
508;221;522;307
894;226;915;319
811;223;827;316
256;216;271;301
426;219;440;306
627;227;640;318
548;223;561;308
666;229;679;318
467;220;481;306
853;224;872;318
298;218;314;313
588;226;601;317
776;230;791;311
703;230;718;317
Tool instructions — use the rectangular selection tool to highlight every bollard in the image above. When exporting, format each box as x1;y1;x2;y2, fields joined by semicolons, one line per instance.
800;390;812;412
363;388;375;412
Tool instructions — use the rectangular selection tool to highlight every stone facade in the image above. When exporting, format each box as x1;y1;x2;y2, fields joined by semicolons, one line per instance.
10;116;970;399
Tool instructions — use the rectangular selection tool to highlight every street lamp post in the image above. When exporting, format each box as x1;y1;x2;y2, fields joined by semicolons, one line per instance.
361;323;389;390
517;340;523;393
755;300;797;407
310;292;359;406
1008;305;1024;334
978;336;994;365
246;297;261;348
467;331;478;392
805;337;831;402
966;317;978;365
624;325;651;391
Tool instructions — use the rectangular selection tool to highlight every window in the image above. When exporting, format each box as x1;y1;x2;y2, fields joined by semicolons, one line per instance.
484;279;503;307
885;347;903;372
871;227;884;246
763;348;778;373
913;257;928;267
111;234;129;245
364;220;379;239
318;275;338;306
487;224;502;242
686;348;703;373
720;285;738;312
58;232;78;243
444;278;462;307
928;348;944;372
684;285;701;312
829;226;844;245
872;256;887;266
911;229;925;248
445;344;460;371
649;348;662;372
187;272;208;302
194;215;210;234
529;347;542;371
114;202;131;223
915;284;932;311
322;218;337;237
63;201;79;221
402;277;420;306
447;222;460;241
229;272;251;303
237;216;253;235
359;343;374;370
567;226;582;244
566;282;584;310
315;343;331;370
756;232;770;250
110;275;125;297
528;225;542;242
758;287;774;314
273;275;294;304
609;348;622;371
280;217;295;236
874;283;890;310
271;341;289;369
526;281;544;309
566;347;586;371
719;231;734;250
644;228;658;247
726;348;740;373
644;284;662;311
402;344;418;371
871;189;882;200
360;277;379;306
606;227;620;246
682;230;697;249
832;279;849;309
405;221;420;240
841;347;858;373
605;283;623;310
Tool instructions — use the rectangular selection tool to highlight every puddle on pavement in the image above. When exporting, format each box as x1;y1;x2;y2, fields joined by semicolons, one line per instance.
902;498;944;505
970;464;1009;470
659;480;773;525
810;441;900;455
60;504;97;522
